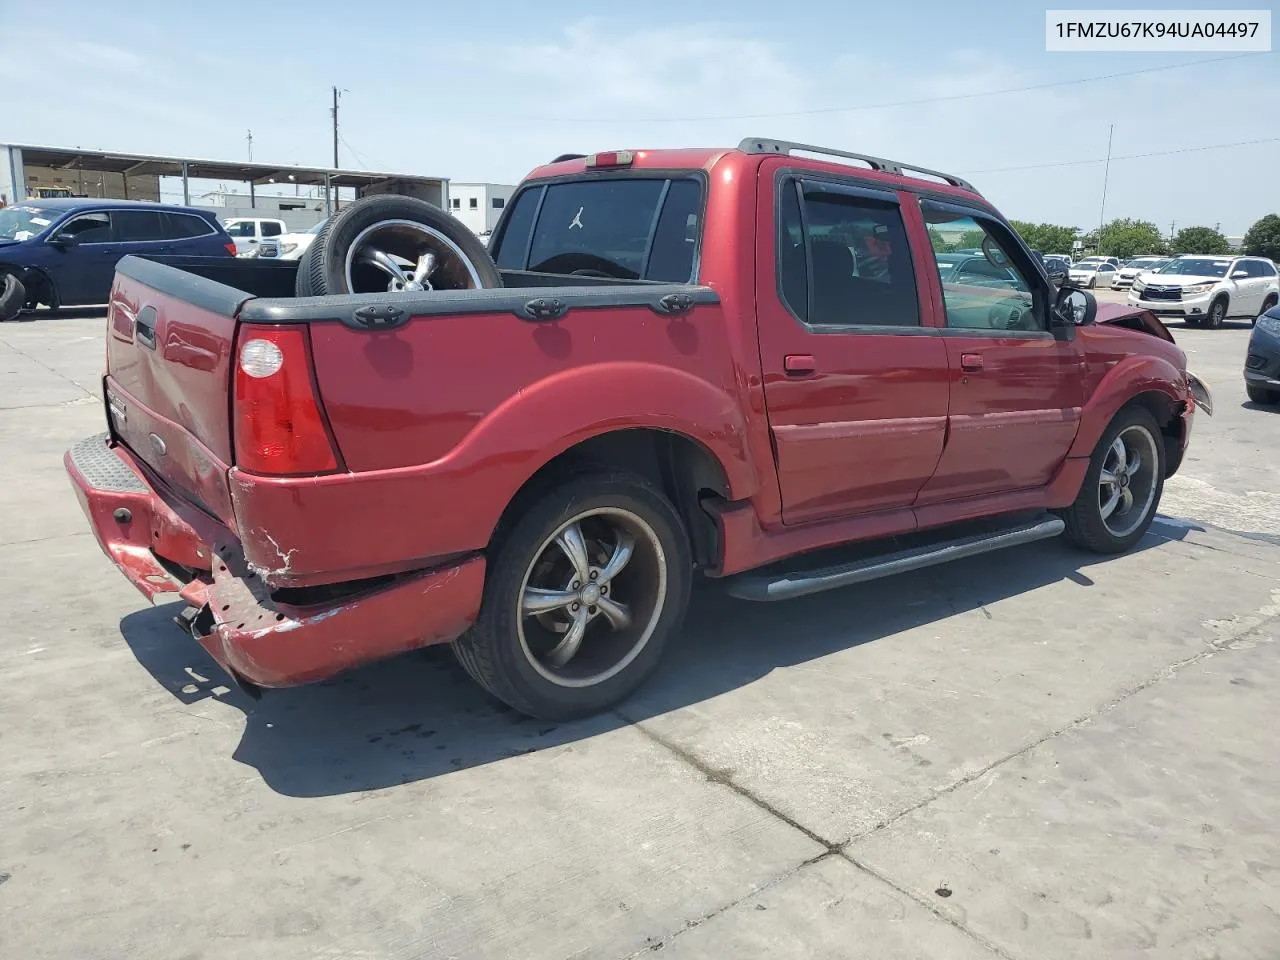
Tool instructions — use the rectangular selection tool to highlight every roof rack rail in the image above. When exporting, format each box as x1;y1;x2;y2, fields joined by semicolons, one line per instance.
737;138;977;194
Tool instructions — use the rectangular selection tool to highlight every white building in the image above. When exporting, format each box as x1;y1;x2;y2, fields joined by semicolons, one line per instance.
449;182;515;236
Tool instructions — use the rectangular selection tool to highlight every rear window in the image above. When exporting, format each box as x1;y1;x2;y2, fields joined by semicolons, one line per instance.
163;213;214;239
492;177;703;282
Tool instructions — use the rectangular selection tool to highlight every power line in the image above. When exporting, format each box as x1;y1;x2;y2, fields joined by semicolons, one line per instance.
961;135;1280;174
337;134;386;172
490;51;1269;123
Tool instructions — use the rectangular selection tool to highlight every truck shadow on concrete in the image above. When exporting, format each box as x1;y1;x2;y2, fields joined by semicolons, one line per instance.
118;519;1195;798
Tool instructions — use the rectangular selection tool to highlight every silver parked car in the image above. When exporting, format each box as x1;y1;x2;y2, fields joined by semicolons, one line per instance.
1112;256;1169;289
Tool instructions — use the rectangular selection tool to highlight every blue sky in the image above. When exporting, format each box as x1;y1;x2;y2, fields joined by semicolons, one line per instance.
3;0;1277;233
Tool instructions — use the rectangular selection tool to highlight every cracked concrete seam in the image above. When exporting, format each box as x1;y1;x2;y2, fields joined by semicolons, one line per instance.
617;608;1280;958
0;335;98;400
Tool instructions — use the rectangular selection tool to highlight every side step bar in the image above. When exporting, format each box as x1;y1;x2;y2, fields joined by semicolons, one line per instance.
725;513;1065;602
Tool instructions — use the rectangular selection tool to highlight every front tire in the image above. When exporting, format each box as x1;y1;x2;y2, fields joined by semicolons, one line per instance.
0;273;25;322
1205;296;1228;329
1060;406;1165;554
453;471;692;720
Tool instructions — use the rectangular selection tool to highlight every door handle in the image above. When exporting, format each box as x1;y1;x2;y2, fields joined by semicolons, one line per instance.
960;353;984;372
134;307;157;349
784;354;816;375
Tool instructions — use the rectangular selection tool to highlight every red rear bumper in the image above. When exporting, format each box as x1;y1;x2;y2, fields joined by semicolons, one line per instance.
65;434;486;687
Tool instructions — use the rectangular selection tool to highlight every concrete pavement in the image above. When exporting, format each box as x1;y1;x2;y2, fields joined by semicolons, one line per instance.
1;306;1277;959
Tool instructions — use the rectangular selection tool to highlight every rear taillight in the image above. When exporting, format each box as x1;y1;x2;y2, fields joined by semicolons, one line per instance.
224;241;237;256
233;326;338;474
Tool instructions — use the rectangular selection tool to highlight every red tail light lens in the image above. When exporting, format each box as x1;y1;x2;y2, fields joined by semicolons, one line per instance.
585;150;635;169
233;326;339;474
225;241;237;256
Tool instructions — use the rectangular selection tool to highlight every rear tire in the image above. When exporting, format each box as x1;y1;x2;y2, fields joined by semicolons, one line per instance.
1246;383;1280;405
453;470;691;720
1256;293;1278;325
303;195;501;298
1060;406;1165;554
0;273;26;322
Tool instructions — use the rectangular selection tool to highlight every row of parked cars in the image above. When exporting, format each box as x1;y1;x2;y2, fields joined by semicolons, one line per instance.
1035;252;1280;329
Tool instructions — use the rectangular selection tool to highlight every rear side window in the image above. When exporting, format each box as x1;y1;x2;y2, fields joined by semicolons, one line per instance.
262;222;283;237
114;210;165;241
492;188;541;269
1257;260;1278;277
224;221;255;237
494;177;703;281
163;213;213;239
778;180;920;327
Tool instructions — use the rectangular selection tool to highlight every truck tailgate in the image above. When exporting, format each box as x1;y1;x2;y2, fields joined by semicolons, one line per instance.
104;256;249;527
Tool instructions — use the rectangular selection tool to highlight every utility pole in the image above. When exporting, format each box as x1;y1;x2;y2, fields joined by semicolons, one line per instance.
1097;123;1114;253
331;86;341;168
246;129;253;162
330;86;342;212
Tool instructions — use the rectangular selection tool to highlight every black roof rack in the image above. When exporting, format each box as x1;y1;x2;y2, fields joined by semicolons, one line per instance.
551;153;587;163
737;138;977;194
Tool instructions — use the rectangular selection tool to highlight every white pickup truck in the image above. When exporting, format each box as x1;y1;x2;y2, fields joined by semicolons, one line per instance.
222;217;286;256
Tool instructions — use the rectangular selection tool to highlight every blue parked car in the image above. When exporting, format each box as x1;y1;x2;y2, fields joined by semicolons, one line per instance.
0;198;234;318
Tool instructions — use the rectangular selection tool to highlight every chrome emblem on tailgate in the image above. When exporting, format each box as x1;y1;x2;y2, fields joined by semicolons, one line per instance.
107;395;127;426
149;433;167;457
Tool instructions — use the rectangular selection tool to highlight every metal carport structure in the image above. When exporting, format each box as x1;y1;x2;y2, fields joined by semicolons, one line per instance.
1;144;448;214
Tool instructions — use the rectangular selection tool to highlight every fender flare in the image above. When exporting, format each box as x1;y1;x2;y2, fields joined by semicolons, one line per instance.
447;361;760;536
1068;354;1185;459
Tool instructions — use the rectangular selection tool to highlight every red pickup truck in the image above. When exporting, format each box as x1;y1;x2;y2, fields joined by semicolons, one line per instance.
66;139;1210;720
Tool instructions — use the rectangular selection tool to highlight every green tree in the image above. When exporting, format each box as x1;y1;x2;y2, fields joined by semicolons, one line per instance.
1096;218;1167;260
1171;225;1230;255
929;228;986;253
1008;220;1078;254
1243;214;1280;261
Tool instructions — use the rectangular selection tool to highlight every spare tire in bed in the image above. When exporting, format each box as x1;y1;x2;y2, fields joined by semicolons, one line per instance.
296;195;502;297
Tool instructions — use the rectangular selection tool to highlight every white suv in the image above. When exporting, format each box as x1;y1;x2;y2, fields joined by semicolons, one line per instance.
1129;255;1280;329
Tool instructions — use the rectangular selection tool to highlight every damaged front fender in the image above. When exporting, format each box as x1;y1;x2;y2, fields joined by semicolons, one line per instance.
1187;371;1213;417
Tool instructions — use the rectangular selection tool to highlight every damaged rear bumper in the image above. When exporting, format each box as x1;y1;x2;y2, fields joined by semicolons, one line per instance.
65;433;486;687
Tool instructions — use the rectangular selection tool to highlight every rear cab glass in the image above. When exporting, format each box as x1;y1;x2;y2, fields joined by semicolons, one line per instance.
491;176;703;282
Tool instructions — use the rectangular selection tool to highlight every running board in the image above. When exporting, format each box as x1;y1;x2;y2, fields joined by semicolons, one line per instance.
724;513;1065;602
